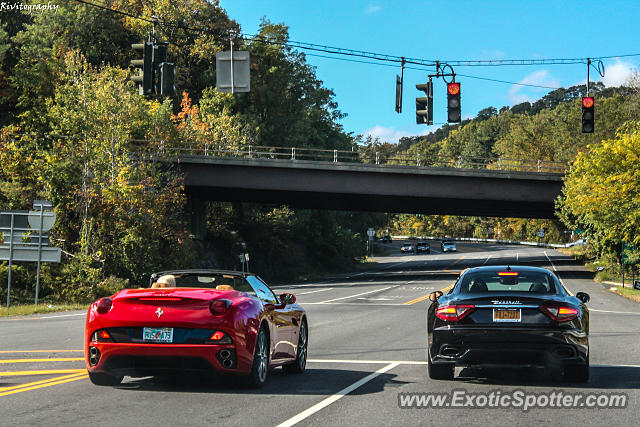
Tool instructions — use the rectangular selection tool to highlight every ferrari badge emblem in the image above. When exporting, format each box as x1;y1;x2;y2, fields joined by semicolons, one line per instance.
155;307;163;318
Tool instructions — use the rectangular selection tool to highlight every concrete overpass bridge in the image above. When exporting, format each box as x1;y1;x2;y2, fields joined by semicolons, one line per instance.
174;150;565;231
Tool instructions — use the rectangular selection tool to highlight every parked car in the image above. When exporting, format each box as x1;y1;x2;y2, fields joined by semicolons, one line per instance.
381;235;392;243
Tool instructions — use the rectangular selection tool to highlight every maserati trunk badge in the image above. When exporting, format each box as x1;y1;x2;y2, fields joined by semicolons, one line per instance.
155;307;163;318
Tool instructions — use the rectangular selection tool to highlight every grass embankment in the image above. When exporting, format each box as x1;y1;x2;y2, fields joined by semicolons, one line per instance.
0;304;88;317
560;245;640;303
609;286;640;303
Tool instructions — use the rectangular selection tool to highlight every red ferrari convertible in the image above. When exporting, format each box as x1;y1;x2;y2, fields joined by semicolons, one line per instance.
85;270;308;387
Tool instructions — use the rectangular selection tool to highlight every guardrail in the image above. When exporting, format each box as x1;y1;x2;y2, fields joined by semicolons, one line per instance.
166;145;568;174
390;235;584;249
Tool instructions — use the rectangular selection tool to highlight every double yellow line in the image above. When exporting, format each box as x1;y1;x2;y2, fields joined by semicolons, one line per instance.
0;372;88;397
0;350;87;397
403;256;465;305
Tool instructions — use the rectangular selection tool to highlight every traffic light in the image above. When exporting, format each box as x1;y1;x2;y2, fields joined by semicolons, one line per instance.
395;75;403;113
582;96;594;133
159;62;175;97
447;82;461;123
131;42;154;96
416;81;433;125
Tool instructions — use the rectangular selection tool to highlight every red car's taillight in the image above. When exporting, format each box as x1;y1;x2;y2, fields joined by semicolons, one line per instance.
209;299;231;316
96;298;112;314
91;329;113;342
436;304;475;321
540;305;579;322
207;330;232;344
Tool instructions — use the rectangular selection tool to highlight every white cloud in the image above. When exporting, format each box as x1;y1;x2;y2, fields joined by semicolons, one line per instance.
601;59;635;87
366;4;381;13
508;70;560;104
363;125;413;143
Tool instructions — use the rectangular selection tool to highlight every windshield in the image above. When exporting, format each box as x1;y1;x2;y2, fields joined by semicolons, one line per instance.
150;272;244;290
458;270;559;294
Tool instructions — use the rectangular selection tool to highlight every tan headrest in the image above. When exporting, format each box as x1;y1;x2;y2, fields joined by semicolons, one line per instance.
216;284;234;291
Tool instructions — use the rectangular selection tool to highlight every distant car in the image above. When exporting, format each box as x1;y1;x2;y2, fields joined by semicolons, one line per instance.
427;265;590;382
381;235;392;243
85;269;307;388
400;243;415;253
441;240;457;252
416;242;431;254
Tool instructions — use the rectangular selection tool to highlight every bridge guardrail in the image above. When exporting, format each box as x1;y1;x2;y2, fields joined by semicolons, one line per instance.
165;145;568;174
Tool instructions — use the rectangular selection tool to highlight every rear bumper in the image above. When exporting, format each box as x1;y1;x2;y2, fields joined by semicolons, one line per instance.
430;327;588;367
86;342;251;377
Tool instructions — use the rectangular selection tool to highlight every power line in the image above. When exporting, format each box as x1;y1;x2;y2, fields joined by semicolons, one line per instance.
73;0;639;69
71;0;634;92
306;53;561;90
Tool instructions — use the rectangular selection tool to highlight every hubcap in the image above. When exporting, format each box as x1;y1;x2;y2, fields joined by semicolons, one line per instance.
257;332;268;382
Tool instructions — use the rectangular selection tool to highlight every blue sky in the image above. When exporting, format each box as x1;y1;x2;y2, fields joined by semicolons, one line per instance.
219;0;640;143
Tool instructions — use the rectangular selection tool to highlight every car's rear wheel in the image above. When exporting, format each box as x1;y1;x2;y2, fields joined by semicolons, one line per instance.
564;354;589;383
284;320;308;374
88;371;123;386
245;326;269;388
427;349;454;380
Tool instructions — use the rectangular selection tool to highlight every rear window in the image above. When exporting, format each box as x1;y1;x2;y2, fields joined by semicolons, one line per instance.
458;270;558;294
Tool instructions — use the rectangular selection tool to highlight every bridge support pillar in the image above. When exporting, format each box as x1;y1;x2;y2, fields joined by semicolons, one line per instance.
186;196;207;240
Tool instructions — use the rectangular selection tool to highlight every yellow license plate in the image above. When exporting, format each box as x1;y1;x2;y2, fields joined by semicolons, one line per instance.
493;309;521;322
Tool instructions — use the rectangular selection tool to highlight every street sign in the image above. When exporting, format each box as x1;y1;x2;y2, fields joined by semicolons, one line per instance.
622;242;637;265
367;228;375;238
216;50;250;93
0;201;61;307
537;229;545;238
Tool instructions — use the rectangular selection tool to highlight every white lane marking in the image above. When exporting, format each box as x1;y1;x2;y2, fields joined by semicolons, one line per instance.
482;255;492;265
590;308;640;315
517;252;519;262
304;302;407;306
544;251;558;273
37;313;86;319
271;283;331;289
357;297;395;301
308;359;427;365
2;312;87;321
316;285;398;304
276;362;400;427
295;288;333;295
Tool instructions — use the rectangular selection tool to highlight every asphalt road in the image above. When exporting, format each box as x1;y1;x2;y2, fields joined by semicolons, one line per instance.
2;240;640;426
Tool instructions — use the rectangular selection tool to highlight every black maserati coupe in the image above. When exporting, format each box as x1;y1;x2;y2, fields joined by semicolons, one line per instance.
427;265;589;382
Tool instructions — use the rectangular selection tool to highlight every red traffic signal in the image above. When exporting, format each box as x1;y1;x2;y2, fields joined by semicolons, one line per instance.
582;96;594;133
582;97;594;108
447;82;461;123
447;82;460;95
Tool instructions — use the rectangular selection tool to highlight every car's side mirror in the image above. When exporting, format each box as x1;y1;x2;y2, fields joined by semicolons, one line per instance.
279;292;296;305
576;292;590;303
428;291;444;302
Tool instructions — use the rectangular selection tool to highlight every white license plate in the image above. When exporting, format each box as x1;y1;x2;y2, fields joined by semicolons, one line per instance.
493;309;521;322
143;327;174;343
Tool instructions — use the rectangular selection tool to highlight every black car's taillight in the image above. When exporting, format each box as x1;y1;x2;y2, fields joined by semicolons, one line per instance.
436;304;475;321
540;305;579;322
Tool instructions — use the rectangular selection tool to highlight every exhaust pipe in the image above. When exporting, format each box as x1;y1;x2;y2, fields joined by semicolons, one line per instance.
219;349;231;359
441;347;461;357
89;346;100;366
222;359;233;368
